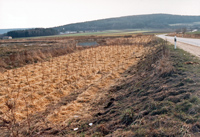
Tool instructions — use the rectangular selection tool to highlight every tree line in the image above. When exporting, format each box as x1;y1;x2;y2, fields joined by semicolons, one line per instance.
7;28;59;38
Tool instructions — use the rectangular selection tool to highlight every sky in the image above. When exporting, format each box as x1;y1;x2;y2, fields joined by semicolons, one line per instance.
0;0;200;29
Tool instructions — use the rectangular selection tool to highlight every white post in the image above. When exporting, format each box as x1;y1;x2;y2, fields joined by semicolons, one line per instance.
175;41;176;49
174;36;177;49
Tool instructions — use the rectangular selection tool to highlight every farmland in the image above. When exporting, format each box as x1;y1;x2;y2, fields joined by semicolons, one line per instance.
0;35;154;135
4;29;151;39
0;34;200;136
0;36;152;119
58;29;151;37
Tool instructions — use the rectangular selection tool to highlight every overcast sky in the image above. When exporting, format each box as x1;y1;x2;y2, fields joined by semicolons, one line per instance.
0;0;200;29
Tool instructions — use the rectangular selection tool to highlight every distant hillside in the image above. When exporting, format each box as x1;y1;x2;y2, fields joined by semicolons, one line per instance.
54;14;200;32
6;28;59;38
0;28;30;34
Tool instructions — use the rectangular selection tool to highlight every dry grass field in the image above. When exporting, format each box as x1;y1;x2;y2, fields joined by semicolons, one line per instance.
0;35;155;136
0;34;149;71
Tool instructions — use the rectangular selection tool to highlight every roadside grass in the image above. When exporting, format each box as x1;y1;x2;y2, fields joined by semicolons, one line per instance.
168;43;200;73
132;43;200;136
168;44;200;123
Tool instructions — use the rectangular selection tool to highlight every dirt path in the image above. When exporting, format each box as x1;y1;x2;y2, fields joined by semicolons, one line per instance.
157;34;200;58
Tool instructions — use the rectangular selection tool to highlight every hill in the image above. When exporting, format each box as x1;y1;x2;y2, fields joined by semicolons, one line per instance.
54;14;200;32
4;14;200;38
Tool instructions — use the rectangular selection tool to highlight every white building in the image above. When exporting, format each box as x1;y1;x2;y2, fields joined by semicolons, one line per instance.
2;36;12;39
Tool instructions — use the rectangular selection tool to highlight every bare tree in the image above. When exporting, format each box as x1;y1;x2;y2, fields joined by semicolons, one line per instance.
182;28;187;34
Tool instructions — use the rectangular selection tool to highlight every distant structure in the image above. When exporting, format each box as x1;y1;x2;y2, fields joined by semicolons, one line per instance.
2;36;12;39
192;29;198;32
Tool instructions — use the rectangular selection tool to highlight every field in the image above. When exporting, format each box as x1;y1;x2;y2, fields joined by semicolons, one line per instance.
60;29;151;37
0;35;136;71
7;29;152;39
0;34;200;136
0;35;155;136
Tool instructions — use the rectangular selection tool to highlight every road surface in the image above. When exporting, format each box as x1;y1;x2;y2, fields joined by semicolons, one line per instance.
157;34;200;58
157;34;200;47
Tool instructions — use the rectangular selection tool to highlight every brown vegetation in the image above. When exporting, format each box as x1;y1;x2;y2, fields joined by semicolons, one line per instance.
0;35;155;136
0;34;151;72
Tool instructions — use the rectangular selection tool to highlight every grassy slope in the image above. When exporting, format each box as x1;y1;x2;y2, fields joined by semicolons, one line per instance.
58;39;200;136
